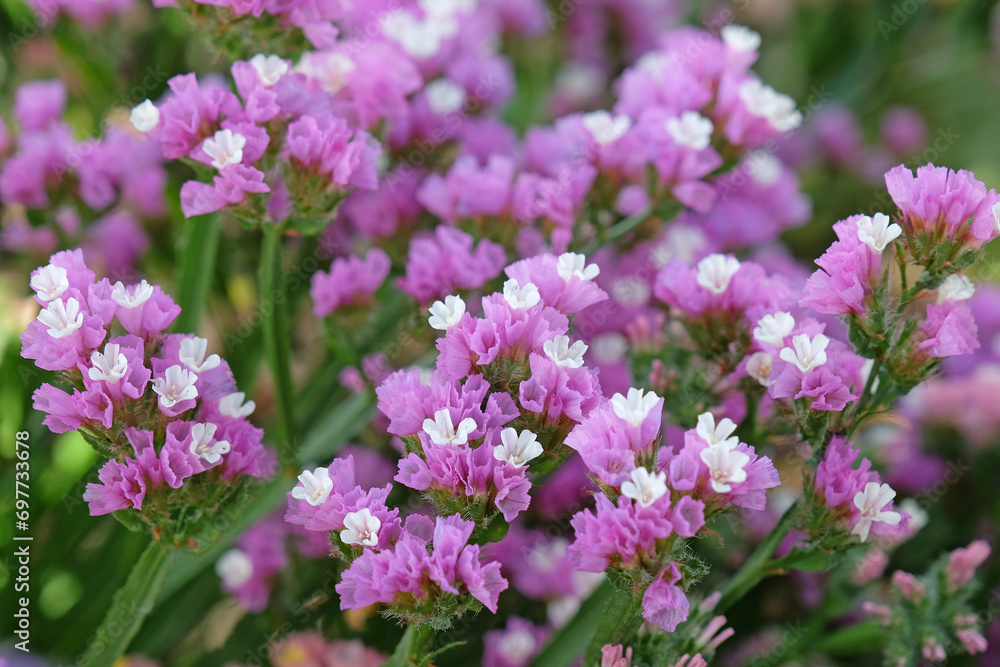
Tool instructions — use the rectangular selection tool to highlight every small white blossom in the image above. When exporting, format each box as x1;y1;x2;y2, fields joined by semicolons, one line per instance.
219;391;256;418
700;444;750;493
503;279;541;310
696;412;739;447
722;24;762;52
111;280;154;309
857;213;902;253
852;482;902;543
610;278;651;306
779;333;830;373
666;111;714;151
744;150;782;187
189;422;231;464
179;337;221;373
216;549;253;588
937;274;975;304
89;343;128;383
428;295;466;330
620;467;668;507
696;254;741;295
249;54;289;86
739;79;802;132
543;335;588;369
494;428;543;468
611;387;660;427
340;508;381;547
38;298;83;338
291;467;334;506
381;10;456;59
754;312;796;346
202;129;246;171
129;100;160;132
30;265;69;302
422;408;477;446
152;364;199;408
557;252;600;282
425;78;467;114
581;110;632;145
590;333;629;364
495;628;537;665
746;352;774;387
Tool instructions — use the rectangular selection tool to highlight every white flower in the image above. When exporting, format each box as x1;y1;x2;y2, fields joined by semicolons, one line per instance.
38;298;83;338
590;332;629;363
779;333;830;373
111;280;154;309
857;213;902;253
937;274;975;304
754;312;795;346
428;295;466;330
503;279;541;310
700;444;750;493
722;24;762;52
30;264;69;302
219;391;256;418
739;79;802;132
340;508;381;547
422;408;477;446
381;10;454;59
291;467;334;506
152;364;199;408
666;111;714;151
620;467;668;507
556;252;600;282
179;337;221;374
696;412;739;447
495;628;537;665
425;78;466;114
581;110;631;145
189;422;231;464
696;254;741;295
215;549;253;588
992;201;1000;235
202;129;246;171
744;150;782;187
611;387;660;427
494;427;543;468
746;352;774;387
851;482;902;543
89;343;128;383
129;100;160;132
610;278;651;306
249;54;289;86
543;335;588;369
419;0;475;17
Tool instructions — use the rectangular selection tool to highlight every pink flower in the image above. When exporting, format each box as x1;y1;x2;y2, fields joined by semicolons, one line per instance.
946;540;991;591
398;226;507;304
642;562;690;631
310;248;391;317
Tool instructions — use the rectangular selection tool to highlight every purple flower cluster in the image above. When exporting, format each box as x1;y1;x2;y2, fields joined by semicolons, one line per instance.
0;80;162;278
21;250;272;519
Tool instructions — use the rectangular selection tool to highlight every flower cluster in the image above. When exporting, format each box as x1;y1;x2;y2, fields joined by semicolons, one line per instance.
21;250;272;537
1;80;163;278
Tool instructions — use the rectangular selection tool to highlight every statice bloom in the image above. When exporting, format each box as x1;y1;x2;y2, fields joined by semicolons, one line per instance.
285;114;380;189
885;163;1000;254
398;226;507;304
913;301;979;359
643;562;690;632
285;455;401;547
483;617;549;667
801;214;885;316
417;154;516;223
504;252;609;314
768;321;865;412
814;438;909;543
216;515;288;611
336;514;508;613
655;255;791;322
310;248;391;317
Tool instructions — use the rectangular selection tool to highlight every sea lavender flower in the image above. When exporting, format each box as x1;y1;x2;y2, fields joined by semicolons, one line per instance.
310;248;391;317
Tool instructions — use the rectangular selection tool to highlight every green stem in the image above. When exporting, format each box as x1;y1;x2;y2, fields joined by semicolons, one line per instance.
386;624;436;667
77;542;173;667
259;225;296;460
582;572;648;665
713;501;799;615
174;213;221;334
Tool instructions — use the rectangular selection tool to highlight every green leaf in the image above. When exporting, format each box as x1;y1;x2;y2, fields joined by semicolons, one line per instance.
583;571;646;664
258;225;297;459
297;392;374;463
527;579;614;667
173;214;221;334
814;620;887;655
77;541;173;667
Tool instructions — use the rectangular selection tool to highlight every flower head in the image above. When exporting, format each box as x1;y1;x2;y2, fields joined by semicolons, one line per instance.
202;129;246;171
179;337;221;373
779;333;830;372
695;254;741;295
666;111;714;151
695;412;738;447
620;467;668;507
38;298;83;338
851;482;902;542
753;312;795;347
30;265;69;302
249;54;289;86
129;100;160;132
428;295;466;330
494;428;543;468
700;444;750;493
543;335;588;369
111;280;154;309
422;408;477;446
89;343;128;383
189;422;231;464
611;388;661;427
340;508;381;547
857;212;902;252
582;110;631;145
556;252;600;282
503;279;541;310
152;365;198;408
291;467;334;506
